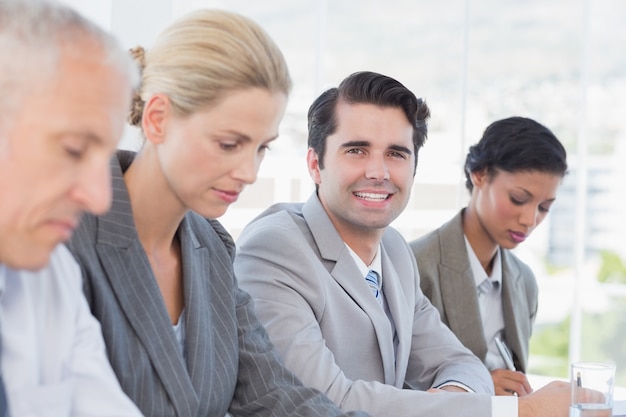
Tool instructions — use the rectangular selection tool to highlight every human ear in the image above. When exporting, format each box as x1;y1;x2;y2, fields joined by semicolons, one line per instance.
141;93;170;144
470;168;489;189
306;148;322;184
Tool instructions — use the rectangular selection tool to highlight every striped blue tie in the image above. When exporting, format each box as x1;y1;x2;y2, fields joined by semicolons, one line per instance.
365;270;382;305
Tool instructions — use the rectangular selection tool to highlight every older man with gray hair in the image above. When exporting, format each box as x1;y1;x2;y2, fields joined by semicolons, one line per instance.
0;1;141;415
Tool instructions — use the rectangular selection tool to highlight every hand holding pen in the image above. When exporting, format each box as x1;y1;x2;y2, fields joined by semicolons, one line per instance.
491;336;533;396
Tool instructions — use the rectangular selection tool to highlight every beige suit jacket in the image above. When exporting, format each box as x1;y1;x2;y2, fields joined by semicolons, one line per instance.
409;209;538;372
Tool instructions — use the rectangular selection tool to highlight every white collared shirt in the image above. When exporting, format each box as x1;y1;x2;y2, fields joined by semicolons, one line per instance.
464;235;507;371
464;238;519;415
0;245;141;416
345;244;383;297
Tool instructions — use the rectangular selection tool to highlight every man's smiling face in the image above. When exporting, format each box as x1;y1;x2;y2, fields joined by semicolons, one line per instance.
307;100;415;243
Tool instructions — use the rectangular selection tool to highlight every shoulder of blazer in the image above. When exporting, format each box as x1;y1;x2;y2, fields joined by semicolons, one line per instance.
410;210;464;262
409;226;441;258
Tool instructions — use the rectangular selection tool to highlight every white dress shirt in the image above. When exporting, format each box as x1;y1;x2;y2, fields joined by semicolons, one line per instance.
464;237;517;416
0;245;141;417
464;236;507;371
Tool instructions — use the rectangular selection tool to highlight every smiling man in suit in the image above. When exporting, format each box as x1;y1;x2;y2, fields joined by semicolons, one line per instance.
234;71;571;417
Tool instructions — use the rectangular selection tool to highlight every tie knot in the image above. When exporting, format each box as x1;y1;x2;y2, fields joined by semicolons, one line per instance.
365;270;382;304
477;278;498;296
365;269;379;284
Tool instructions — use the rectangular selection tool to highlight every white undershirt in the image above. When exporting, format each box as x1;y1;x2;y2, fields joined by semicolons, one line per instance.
172;308;187;360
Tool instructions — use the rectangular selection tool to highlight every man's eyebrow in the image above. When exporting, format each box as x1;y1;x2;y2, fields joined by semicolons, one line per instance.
388;144;412;155
340;140;370;148
340;141;413;156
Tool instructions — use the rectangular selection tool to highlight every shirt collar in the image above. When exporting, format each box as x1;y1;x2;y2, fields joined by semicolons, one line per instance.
346;244;382;279
464;235;502;288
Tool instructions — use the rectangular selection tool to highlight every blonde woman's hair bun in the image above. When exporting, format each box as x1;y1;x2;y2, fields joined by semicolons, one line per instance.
128;45;146;126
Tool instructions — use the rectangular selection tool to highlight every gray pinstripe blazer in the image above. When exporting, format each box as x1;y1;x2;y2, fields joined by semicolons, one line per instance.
66;151;369;417
409;210;538;373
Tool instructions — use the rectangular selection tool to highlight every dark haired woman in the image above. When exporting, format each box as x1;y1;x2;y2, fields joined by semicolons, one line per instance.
410;116;568;398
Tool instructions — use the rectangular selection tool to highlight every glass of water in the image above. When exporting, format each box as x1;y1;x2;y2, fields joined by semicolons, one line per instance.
570;362;616;417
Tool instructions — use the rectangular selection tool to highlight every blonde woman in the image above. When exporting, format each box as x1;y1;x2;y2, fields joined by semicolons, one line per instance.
67;9;367;417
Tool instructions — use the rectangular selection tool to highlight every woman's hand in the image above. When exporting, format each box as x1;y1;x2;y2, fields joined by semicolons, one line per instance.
491;368;533;396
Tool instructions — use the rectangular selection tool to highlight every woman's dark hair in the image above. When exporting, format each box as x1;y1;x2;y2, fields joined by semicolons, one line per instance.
464;116;568;191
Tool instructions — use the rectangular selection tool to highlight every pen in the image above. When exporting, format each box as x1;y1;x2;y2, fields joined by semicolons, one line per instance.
495;336;516;371
576;371;582;387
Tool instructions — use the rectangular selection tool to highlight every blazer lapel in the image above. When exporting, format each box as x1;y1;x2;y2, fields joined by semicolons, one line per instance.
437;212;488;361
302;195;367;311
501;252;529;371
302;195;397;382
378;244;413;385
178;217;212;414
95;155;197;416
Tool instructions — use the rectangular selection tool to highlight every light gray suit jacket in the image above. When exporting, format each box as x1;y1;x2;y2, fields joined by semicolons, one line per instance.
409;210;538;372
235;194;494;417
66;151;369;417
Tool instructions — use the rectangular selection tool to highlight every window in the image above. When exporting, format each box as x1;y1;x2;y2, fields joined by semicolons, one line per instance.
64;0;626;390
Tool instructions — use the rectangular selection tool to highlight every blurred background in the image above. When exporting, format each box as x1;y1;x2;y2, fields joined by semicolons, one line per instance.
62;0;626;394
